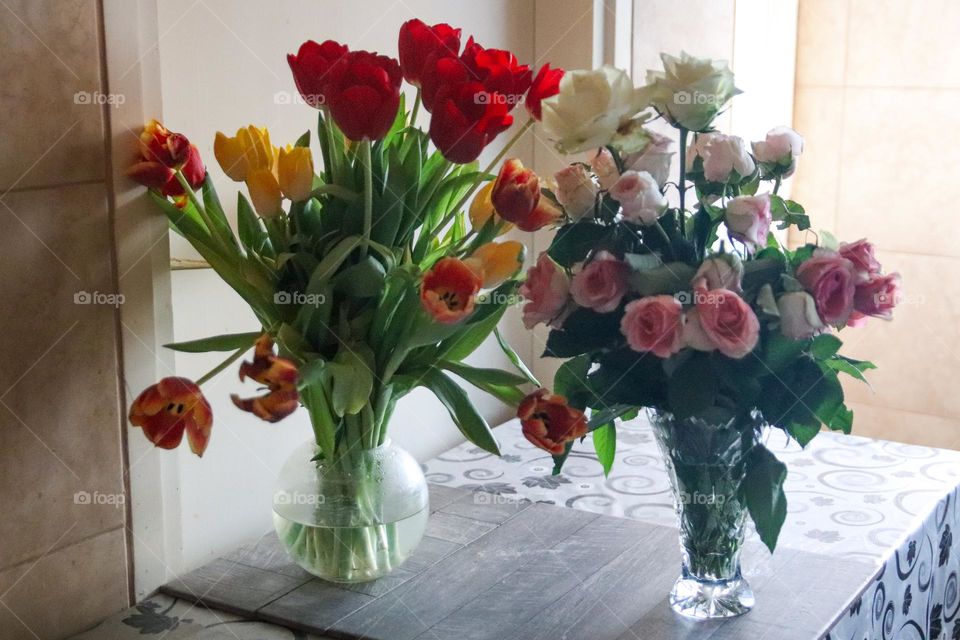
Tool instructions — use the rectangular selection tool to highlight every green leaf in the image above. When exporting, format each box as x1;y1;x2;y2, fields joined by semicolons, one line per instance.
745;444;788;553
825;356;876;384
809;334;842;359
547;222;611;268
666;352;718;419
551;441;574;476
554;354;591;409
327;344;375;416
333;256;386;298
164;331;261;353
418;368;500;455
440;361;528;387
294;130;310;147
494;327;539;386
236;192;271;256
592;423;616;477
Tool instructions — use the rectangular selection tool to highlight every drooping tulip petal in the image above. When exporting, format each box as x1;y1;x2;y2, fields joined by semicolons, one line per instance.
517;389;587;455
129;377;213;457
464;241;525;288
231;334;300;423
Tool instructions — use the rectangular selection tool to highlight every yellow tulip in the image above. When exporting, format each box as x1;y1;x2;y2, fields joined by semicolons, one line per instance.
468;182;513;235
214;125;277;182
278;146;314;202
246;168;282;218
464;240;525;289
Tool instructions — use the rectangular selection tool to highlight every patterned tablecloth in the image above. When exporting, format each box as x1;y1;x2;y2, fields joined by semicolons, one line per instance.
74;417;960;640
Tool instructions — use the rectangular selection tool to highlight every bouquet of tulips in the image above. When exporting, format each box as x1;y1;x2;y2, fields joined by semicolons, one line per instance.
123;20;576;461
508;52;901;553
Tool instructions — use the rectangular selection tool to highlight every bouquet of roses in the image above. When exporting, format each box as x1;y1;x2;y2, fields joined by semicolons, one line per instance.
512;52;901;554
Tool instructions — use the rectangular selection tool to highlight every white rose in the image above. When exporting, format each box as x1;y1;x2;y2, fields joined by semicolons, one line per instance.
623;129;673;185
554;165;598;219
540;66;647;154
685;132;719;172
590;147;620;190
608;170;666;226
700;134;755;183
639;52;739;132
752;126;804;178
777;291;824;339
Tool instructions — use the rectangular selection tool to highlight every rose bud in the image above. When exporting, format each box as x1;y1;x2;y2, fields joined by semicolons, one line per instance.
608;170;667;226
129;377;213;456
691;286;760;359
278;146;314;202
725;194;772;249
795;249;857;327
464;241;525;289
853;272;901;320
287;39;350;108
570;251;630;313
519;253;571;329
490;158;563;231
623;129;673;186
777;290;824;339
590;147;620;190
700;133;755;184
398;19;461;88
839;238;881;283
525;63;564;121
231;334;300;423
553;164;598;220
620;295;684;358
752;126;804;178
517;389;588;455
420;257;483;324
692;254;743;292
327;50;402;141
429;82;513;164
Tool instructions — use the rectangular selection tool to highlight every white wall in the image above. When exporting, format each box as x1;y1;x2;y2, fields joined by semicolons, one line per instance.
141;0;602;588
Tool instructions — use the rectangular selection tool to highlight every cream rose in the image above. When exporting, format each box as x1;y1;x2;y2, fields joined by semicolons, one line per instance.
554;164;598;220
608;170;667;226
777;291;824;339
590;147;620;190
639;52;739;132
752;126;804;178
540;66;647;154
623;129;673;185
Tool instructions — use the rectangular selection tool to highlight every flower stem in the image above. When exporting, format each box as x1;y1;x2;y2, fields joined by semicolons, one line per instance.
773;175;782;195
195;345;249;385
410;89;421;127
678;127;689;239
175;171;232;254
361;140;373;259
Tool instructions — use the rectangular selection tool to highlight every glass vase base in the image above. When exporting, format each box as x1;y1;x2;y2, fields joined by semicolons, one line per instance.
669;574;755;619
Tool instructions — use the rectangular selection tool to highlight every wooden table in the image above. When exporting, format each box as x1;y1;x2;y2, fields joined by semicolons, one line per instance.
158;484;876;640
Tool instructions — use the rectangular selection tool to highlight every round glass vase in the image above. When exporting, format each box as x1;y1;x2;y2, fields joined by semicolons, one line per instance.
272;439;429;583
649;410;760;619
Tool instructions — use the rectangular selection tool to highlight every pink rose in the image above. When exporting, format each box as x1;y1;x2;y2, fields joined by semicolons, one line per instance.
608;170;667;226
682;308;715;352
520;253;570;329
554;164;598;220
570;251;630;313
795;249;857;326
725;194;772;249
839;238;881;283
590;147;619;190
776;291;824;339
752;126;803;177
623;129;673;185
691;287;760;359
853;272;901;320
700;134;755;183
620;295;683;358
692;255;743;292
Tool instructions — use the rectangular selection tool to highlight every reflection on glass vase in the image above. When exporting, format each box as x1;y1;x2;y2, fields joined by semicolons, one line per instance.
273;439;429;583
650;409;760;619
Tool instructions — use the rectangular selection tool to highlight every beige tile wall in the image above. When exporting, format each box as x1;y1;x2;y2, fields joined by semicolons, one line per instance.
0;1;130;637
792;0;960;449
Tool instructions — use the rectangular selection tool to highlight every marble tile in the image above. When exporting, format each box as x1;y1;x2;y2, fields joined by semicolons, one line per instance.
846;401;960;451
834;88;960;257
0;0;105;191
0;183;125;569
846;0;960;88
0;528;129;640
839;250;960;421
795;0;849;87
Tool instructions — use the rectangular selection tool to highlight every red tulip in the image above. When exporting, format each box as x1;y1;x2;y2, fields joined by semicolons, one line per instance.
327;51;402;141
491;158;563;231
420;257;483;324
398;19;461;88
429;82;513;164
460;37;532;109
525;63;564;120
129;377;213;457
517;389;587;455
287;39;350;108
231;334;300;423
420;54;471;113
126;120;205;199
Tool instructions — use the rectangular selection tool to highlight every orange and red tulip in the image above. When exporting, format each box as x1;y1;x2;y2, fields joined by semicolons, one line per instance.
231;334;300;422
129;377;213;457
420;257;483;324
517;388;587;455
491;158;562;232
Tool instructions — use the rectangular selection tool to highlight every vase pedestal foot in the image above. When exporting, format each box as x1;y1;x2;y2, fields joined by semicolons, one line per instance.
668;573;755;620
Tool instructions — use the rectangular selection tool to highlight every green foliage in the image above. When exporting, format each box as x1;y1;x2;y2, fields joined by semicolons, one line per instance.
164;331;261;353
745;444;788;552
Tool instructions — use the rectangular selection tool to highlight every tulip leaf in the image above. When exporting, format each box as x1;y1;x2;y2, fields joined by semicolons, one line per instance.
328;344;375;416
294;130;310;148
164;331;261;353
333;256;386;298
494;327;539;386
237;193;272;256
418;368;500;455
438;361;527;407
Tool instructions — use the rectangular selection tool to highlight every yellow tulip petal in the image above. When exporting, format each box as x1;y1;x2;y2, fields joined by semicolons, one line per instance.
214;131;249;182
246;168;282;218
278;146;314;202
466;240;525;288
